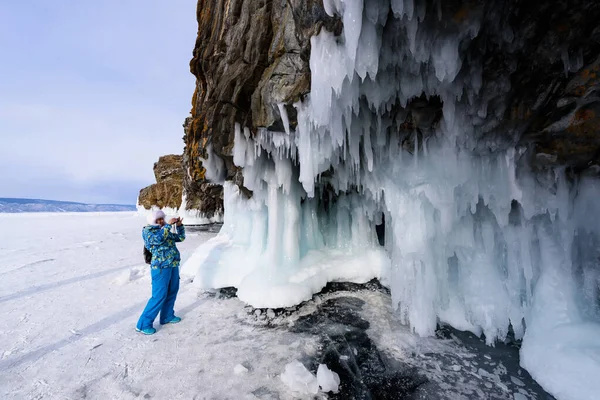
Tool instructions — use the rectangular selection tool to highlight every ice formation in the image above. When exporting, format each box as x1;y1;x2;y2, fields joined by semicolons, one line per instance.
280;360;319;396
317;364;341;393
182;1;600;398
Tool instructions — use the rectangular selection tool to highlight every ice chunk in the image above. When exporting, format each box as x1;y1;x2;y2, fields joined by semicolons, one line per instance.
510;376;524;387
317;364;341;393
234;364;248;375
280;360;319;396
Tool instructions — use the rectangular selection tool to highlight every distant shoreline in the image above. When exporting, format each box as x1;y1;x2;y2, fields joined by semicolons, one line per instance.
0;198;136;213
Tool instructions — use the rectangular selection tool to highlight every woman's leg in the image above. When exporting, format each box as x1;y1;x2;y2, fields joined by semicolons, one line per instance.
136;268;170;330
159;267;180;324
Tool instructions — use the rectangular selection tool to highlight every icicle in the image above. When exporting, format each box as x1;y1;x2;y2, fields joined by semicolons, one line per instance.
413;131;418;169
277;103;291;135
233;123;247;167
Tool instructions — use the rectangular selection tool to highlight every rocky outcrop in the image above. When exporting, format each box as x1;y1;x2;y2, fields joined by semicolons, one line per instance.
185;0;341;191
182;117;225;217
185;0;600;191
151;154;184;183
138;151;224;220
138;155;184;210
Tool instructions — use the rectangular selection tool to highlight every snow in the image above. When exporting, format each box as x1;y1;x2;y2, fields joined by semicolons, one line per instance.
2;211;543;399
317;364;340;393
280;360;319;396
0;212;321;399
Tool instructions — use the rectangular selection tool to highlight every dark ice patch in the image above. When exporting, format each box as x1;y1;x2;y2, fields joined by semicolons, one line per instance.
291;296;427;399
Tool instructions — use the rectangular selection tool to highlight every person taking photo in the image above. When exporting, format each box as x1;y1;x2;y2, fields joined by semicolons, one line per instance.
136;210;185;335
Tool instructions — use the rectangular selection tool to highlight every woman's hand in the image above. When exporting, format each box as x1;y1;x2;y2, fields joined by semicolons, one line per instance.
176;218;184;226
168;218;179;225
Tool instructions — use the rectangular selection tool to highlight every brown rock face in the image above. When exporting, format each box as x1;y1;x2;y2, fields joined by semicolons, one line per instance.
185;0;340;188
139;138;224;218
184;0;600;193
138;155;184;210
525;55;600;170
182;116;225;217
152;154;184;184
138;182;183;210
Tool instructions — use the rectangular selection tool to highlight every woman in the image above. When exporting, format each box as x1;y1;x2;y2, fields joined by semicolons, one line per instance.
136;210;185;335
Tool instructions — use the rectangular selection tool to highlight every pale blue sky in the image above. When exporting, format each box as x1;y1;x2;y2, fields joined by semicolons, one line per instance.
0;0;198;204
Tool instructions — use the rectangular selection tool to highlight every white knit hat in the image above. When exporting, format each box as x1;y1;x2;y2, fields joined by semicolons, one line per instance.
147;210;166;225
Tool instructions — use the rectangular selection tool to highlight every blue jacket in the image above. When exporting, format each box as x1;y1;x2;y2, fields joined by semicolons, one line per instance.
142;224;186;269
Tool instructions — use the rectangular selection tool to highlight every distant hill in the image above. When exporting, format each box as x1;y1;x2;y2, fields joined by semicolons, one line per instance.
0;198;137;213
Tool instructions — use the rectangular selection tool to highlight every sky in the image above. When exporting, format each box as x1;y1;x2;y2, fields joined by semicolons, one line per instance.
0;0;198;204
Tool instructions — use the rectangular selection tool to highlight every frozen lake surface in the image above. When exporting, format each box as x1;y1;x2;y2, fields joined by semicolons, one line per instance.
0;212;552;399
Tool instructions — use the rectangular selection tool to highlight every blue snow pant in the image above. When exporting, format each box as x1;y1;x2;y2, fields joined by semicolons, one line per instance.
137;266;180;329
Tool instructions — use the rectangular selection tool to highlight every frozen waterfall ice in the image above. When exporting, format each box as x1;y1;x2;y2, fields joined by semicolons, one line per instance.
181;1;600;398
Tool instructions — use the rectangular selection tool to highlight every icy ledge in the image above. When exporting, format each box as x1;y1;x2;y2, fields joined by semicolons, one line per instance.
181;183;390;308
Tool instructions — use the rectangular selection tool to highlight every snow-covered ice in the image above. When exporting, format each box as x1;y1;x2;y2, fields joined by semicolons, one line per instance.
0;212;553;399
0;212;318;399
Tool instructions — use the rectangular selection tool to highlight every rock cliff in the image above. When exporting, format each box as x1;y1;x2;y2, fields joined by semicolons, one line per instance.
184;0;600;191
185;0;341;194
138;155;185;210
